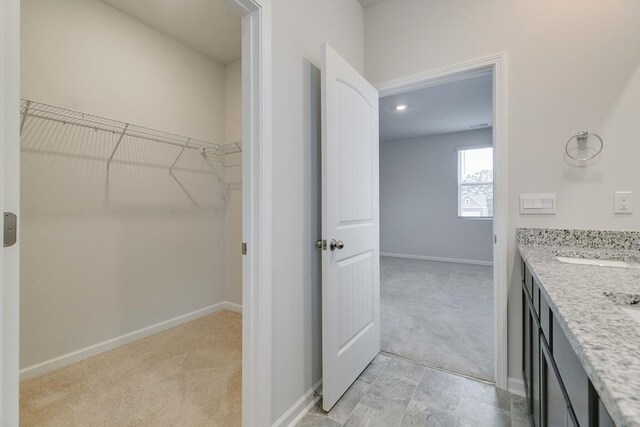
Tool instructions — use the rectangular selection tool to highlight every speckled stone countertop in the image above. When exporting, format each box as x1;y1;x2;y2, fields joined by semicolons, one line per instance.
517;228;640;427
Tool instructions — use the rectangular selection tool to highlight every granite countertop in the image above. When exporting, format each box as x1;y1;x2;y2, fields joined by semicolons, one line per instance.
517;229;640;427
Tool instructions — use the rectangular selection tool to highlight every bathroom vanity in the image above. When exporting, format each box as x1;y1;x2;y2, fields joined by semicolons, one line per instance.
518;229;640;427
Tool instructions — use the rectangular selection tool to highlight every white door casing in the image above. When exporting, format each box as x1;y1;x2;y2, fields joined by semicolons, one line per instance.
0;0;272;425
321;43;380;411
375;53;508;391
1;0;21;425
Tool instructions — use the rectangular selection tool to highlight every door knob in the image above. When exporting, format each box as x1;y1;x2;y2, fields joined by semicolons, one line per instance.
329;239;344;251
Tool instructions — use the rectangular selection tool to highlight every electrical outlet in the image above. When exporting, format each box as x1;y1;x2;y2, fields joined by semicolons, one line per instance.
615;191;633;214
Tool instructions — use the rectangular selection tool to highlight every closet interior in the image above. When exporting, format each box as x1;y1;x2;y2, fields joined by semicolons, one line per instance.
18;0;244;425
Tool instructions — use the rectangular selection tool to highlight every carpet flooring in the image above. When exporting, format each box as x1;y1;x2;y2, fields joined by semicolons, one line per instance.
20;310;242;426
381;257;494;381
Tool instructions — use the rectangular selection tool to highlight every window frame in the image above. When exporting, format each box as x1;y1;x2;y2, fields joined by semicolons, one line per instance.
457;145;494;220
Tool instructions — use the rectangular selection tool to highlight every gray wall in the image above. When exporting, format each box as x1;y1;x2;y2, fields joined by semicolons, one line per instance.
380;129;493;263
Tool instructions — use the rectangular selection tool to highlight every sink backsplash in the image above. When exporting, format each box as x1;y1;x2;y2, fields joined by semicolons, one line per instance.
517;228;640;251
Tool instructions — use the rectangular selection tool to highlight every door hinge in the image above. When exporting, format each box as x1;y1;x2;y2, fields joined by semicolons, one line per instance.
242;242;247;255
4;212;17;247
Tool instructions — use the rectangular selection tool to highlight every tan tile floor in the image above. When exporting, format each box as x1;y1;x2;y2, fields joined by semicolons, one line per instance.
20;310;242;426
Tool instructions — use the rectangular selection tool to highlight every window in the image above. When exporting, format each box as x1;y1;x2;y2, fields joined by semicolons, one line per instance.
458;146;493;218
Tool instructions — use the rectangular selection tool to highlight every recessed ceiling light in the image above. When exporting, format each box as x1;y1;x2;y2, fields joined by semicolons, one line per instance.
395;104;407;112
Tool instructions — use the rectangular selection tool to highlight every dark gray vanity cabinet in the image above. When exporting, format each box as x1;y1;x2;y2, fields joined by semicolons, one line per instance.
597;399;615;427
552;316;589;426
520;257;616;427
541;339;575;426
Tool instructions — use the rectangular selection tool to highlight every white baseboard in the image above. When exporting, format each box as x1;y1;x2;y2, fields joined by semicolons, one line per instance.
272;380;322;427
508;376;525;397
381;252;493;267
222;301;243;313
20;301;242;381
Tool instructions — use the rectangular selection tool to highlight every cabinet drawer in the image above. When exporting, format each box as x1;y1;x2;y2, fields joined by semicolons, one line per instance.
552;316;589;427
533;278;540;316
525;265;533;299
540;292;551;344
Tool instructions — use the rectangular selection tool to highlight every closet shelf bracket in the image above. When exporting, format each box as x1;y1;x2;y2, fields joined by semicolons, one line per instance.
20;100;31;136
169;138;191;174
107;123;130;170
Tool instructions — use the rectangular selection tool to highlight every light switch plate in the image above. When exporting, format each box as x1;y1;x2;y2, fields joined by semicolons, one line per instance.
614;191;633;214
520;193;556;215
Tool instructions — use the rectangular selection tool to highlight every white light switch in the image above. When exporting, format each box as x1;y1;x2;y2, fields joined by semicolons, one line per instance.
520;193;556;214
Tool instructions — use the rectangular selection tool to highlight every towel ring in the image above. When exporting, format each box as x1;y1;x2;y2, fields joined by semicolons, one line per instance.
565;131;603;161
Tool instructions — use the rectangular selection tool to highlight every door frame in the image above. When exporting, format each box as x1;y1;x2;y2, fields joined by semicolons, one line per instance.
1;1;21;425
0;1;274;426
375;53;508;390
237;0;273;425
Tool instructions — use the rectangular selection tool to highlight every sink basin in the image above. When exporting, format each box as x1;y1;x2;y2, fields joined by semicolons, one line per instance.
603;292;640;325
620;306;640;324
556;256;640;269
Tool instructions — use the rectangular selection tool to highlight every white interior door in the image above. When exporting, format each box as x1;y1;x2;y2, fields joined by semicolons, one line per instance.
321;43;380;411
1;0;21;425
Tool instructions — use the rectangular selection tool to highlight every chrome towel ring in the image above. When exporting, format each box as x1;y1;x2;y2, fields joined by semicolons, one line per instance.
565;131;603;161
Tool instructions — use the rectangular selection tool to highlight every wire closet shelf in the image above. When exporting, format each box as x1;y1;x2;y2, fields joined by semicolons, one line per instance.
19;99;241;181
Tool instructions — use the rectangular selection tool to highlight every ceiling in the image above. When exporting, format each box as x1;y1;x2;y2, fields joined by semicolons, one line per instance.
380;74;493;142
358;0;389;8
99;0;243;65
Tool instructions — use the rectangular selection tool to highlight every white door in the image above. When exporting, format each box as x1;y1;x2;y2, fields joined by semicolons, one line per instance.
1;0;21;425
321;44;380;411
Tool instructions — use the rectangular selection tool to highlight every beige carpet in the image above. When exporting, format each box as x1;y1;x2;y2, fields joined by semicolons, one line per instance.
20;310;242;427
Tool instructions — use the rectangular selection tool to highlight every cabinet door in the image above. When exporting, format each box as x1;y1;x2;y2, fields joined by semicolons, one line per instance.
552;317;589;426
541;341;571;427
598;399;615;427
523;288;532;410
531;304;541;427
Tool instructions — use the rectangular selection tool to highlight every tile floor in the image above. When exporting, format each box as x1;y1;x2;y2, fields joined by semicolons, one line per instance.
298;352;531;427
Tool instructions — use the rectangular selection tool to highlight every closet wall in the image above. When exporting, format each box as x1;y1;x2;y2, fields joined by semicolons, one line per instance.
20;0;241;373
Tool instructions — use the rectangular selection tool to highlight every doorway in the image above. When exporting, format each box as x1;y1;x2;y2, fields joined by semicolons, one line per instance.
379;72;495;381
19;0;243;424
303;54;511;426
0;0;272;425
377;56;508;389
